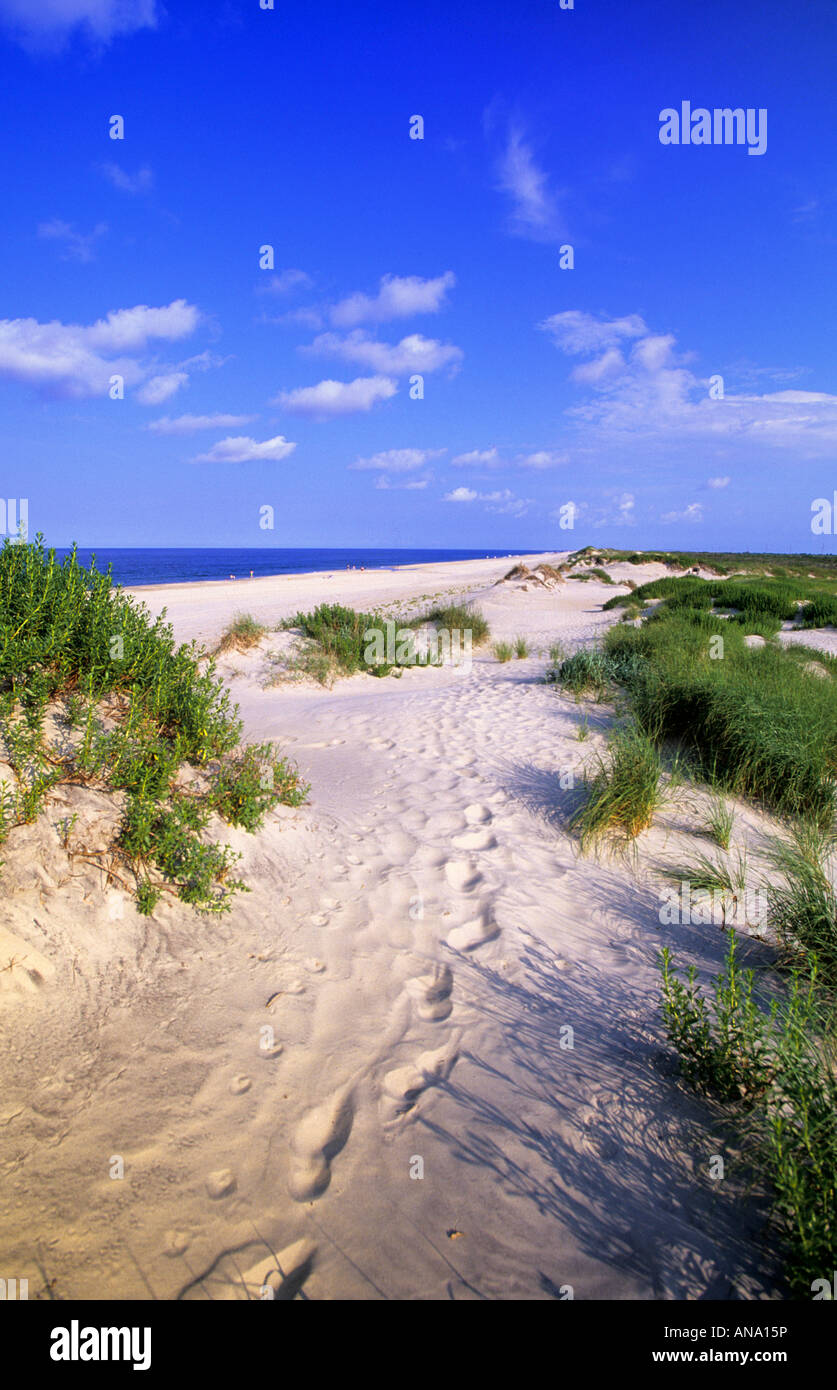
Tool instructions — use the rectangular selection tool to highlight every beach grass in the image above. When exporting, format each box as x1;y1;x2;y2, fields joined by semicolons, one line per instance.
660;935;837;1296
0;536;308;913
571;723;666;849
216;612;268;653
285;600;489;683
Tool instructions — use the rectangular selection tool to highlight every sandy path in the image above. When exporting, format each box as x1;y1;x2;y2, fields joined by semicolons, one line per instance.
0;558;781;1300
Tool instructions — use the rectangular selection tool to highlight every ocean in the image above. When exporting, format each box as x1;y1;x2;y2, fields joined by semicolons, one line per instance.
51;547;535;589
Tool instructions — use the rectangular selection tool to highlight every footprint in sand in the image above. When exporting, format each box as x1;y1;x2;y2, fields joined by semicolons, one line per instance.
223;1240;317;1301
444;860;484;893
288;1085;355;1202
452;828;497;851
206;1169;236;1200
426;810;468;836
446;911;500;952
405;963;454;1021
381;1032;462;1116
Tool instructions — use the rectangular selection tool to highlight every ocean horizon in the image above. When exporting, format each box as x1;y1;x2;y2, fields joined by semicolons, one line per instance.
49;547;539;589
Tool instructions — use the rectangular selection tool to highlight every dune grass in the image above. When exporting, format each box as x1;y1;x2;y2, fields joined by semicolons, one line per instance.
571;723;666;850
661;935;837;1296
765;821;837;988
705;793;734;850
0;536;308;913
421;602;490;646
286;600;489;683
216;612;267;653
493;641;513;663
600;609;837;823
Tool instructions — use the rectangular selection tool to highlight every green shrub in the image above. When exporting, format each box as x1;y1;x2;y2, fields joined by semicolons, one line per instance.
0;536;308;914
660;936;837;1297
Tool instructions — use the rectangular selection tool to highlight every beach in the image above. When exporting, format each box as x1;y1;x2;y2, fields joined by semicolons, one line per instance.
0;551;795;1299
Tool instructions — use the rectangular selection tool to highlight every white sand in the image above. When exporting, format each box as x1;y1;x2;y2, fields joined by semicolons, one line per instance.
0;554;786;1299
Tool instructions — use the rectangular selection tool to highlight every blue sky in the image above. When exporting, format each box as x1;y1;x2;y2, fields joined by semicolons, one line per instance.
1;0;836;551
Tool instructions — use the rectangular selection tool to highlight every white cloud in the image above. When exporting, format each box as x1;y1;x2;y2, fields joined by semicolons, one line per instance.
546;311;837;454
330;273;455;328
307;330;462;376
0;0;157;48
444;485;531;515
258;269;313;296
451;446;566;471
194;435;297;464
452;447;502;467
708;476;730;488
571;348;626;385
0;299;200;399
147;413;256;435
496;123;565;242
661;502;703;524
374;476;429;491
84;300;199;351
516;449;568;470
275;375;397;417
99;163;154;195
38;218;107;262
539;310;648;356
549;492;634;529
351;447;445;473
263;306;325;330
135;372;188;405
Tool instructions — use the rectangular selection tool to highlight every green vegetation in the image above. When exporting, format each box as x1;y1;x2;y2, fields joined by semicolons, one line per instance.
0;536;308;913
216;613;267;653
603;572;837;632
423;602;490;647
570;723;666;850
285;600;489;684
568;544;837;580
661;936;837;1297
599;605;837;822
705;793;734;850
514;636;530;658
766;821;837;989
493;641;513;663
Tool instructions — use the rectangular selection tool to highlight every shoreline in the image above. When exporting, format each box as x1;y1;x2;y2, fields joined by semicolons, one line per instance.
123;551;554;592
124;550;572;647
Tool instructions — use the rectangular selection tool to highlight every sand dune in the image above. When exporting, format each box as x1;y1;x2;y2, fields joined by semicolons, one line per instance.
0;554;789;1298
